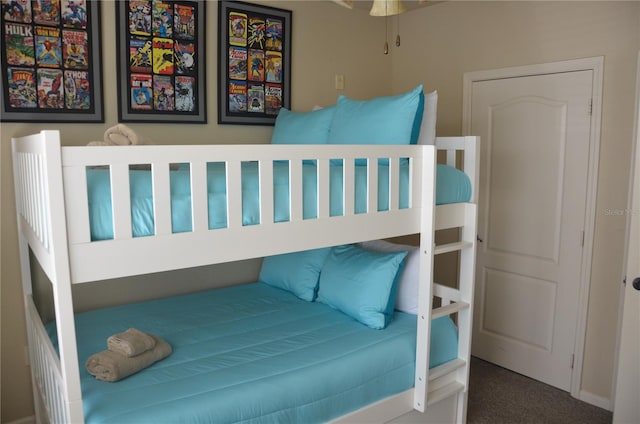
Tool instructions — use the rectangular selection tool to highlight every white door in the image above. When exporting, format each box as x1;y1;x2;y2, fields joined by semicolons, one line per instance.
468;69;594;391
612;52;640;424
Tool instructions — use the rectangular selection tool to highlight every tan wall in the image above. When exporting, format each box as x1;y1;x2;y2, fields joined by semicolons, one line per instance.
2;0;638;421
392;0;639;403
0;1;390;421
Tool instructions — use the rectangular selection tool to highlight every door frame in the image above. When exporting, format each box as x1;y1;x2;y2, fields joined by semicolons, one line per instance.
611;49;640;421
462;56;604;404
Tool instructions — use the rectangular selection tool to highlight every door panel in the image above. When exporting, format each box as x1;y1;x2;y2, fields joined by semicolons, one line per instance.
488;97;565;261
470;70;593;391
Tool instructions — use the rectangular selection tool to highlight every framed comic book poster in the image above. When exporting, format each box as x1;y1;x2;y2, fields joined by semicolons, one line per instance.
0;0;103;123
218;0;291;125
115;0;206;123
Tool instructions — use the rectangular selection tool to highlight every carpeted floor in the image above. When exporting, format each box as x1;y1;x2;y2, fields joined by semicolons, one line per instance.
468;356;613;423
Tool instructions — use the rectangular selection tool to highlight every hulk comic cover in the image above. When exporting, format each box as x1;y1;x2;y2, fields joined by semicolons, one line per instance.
4;22;35;66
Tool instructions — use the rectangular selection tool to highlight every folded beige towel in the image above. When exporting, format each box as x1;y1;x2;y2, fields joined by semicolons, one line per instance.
107;328;156;357
86;334;172;382
104;124;150;146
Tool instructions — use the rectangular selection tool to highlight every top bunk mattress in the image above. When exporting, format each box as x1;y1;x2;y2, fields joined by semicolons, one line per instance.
87;162;471;240
48;282;458;423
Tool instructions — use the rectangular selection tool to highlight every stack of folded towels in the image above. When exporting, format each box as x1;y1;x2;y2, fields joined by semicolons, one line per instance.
87;123;151;146
85;328;172;382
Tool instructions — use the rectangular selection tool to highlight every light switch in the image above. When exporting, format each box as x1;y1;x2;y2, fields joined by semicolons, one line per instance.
335;74;345;90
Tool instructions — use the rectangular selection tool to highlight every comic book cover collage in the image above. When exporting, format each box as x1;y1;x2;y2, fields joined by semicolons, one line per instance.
226;8;284;117
126;0;198;114
2;0;95;111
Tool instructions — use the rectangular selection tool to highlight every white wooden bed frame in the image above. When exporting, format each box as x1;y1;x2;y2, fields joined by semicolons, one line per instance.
12;130;478;424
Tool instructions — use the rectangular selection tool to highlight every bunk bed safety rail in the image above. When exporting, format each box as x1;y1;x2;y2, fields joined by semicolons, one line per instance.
60;142;432;283
12;131;60;284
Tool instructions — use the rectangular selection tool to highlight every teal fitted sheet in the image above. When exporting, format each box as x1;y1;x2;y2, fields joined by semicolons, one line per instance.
87;162;471;241
48;283;458;423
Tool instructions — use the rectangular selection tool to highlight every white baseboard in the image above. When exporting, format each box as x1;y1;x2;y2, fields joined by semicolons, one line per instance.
5;417;36;424
579;390;612;411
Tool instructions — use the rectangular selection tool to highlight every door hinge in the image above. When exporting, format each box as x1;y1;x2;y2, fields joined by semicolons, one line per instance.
570;354;575;369
581;230;585;247
588;98;593;115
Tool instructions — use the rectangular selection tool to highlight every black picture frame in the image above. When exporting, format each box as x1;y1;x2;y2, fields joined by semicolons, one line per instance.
218;0;291;125
115;0;206;123
1;0;104;123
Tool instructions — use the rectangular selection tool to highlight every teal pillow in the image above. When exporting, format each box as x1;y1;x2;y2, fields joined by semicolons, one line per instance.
317;245;408;329
271;107;335;145
327;84;423;146
259;247;331;301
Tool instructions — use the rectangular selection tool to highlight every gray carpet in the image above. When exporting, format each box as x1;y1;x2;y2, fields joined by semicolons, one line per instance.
468;356;613;424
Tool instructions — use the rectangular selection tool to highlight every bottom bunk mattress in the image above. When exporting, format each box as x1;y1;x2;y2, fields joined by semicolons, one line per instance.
48;283;458;423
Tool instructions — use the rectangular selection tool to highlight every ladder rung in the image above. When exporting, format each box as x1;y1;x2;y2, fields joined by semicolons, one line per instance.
429;358;466;381
434;241;473;255
427;381;465;405
432;301;469;319
434;283;461;303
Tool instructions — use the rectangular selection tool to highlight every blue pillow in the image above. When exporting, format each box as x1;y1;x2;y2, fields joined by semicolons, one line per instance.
317;245;408;329
259;248;331;301
327;84;423;146
271;107;336;145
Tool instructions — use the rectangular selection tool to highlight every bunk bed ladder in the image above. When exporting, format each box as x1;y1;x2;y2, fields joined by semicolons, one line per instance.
414;197;477;422
429;202;477;422
415;136;479;422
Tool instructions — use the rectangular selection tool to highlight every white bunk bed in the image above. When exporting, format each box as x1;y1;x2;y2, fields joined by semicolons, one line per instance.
12;129;478;424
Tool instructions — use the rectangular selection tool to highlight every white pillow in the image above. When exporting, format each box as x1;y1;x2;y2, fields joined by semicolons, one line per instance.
418;90;438;145
358;239;420;314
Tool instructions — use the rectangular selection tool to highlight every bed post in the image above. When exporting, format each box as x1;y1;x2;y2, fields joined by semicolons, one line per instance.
12;131;84;423
413;145;437;411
